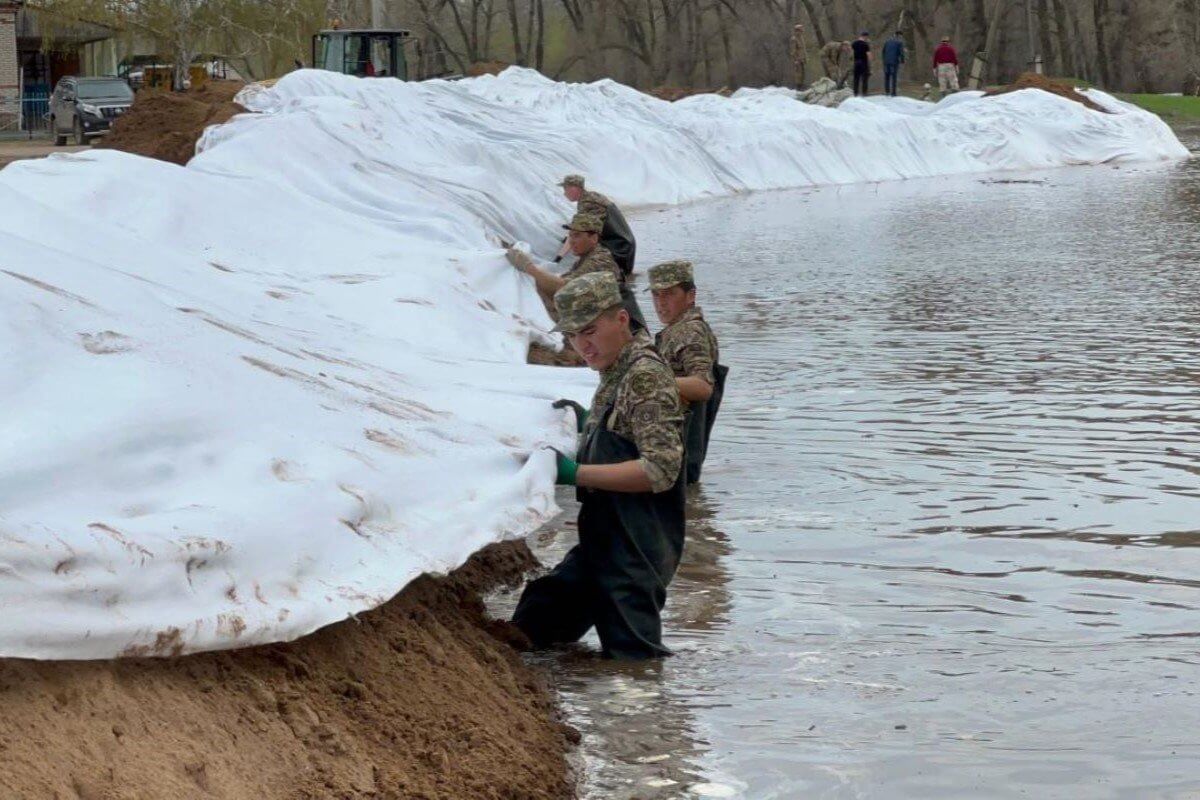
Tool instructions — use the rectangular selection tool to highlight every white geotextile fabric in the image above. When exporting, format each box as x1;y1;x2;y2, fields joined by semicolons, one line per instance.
0;68;1186;659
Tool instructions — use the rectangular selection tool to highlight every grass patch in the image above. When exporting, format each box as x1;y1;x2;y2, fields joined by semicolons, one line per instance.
1119;94;1200;120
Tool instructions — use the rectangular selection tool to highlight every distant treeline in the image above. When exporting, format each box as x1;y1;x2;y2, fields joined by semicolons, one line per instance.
337;0;1198;94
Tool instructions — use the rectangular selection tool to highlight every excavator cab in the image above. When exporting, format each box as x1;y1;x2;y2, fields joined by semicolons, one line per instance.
312;29;412;80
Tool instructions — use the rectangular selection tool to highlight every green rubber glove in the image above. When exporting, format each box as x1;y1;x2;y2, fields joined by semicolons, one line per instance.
552;398;588;433
553;449;578;486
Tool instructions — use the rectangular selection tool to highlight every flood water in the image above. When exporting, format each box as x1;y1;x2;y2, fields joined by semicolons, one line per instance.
496;144;1200;798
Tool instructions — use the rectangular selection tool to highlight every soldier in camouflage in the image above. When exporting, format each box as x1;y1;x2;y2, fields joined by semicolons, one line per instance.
514;272;686;660
821;40;853;88
507;210;648;332
554;174;637;276
648;260;727;484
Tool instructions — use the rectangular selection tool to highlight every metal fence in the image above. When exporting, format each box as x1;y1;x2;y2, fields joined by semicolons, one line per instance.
22;88;51;135
0;88;51;137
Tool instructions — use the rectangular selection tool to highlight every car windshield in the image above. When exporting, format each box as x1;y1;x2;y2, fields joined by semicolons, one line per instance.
77;80;133;100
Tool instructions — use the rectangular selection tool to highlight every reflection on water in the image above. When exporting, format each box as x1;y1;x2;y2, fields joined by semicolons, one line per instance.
500;152;1200;798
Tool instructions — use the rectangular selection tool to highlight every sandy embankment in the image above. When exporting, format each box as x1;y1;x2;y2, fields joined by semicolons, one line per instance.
1;87;576;798
0;541;576;799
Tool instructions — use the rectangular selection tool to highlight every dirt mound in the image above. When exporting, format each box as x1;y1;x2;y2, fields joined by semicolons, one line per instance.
467;61;512;77
0;541;577;800
647;86;732;102
984;72;1108;113
95;81;247;166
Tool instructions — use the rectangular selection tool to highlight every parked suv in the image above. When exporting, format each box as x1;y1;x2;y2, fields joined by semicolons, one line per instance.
50;77;135;146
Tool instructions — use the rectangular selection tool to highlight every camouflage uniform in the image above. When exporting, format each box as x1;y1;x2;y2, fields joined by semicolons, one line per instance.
561;211;648;333
515;272;686;659
649;260;718;385
555;272;683;489
657;307;719;384
647;260;726;485
561;175;610;219
559;174;586;190
564;246;623;284
558;174;637;277
578;189;612;222
581;338;685;493
561;211;621;283
821;40;852;88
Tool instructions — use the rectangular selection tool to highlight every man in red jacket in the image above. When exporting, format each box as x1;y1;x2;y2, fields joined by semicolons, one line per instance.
933;36;960;97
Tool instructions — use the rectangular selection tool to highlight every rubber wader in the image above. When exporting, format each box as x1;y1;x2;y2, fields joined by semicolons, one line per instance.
622;284;649;334
602;201;637;278
514;383;686;659
684;363;729;484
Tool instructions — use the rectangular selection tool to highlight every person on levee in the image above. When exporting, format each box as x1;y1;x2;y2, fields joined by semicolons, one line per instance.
514;272;686;660
851;31;873;97
647;260;727;485
507;211;649;333
882;30;906;97
820;40;853;88
934;36;960;97
554;174;637;278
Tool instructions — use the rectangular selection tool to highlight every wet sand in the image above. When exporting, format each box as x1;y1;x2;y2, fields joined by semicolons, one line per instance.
0;542;576;799
500;147;1200;797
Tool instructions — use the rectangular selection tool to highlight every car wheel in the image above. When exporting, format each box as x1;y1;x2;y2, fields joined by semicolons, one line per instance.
53;119;67;147
73;118;87;146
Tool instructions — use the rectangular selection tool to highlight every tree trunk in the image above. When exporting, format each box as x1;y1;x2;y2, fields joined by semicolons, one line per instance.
172;9;196;92
535;0;545;69
1049;0;1074;76
981;0;1010;84
1064;0;1091;82
797;0;826;45
1034;0;1056;74
507;0;525;64
656;0;675;83
1092;0;1111;87
482;0;497;60
714;0;737;87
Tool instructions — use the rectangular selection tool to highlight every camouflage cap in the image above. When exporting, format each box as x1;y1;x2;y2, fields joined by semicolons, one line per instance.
647;260;694;291
553;272;623;333
562;211;604;234
558;174;586;188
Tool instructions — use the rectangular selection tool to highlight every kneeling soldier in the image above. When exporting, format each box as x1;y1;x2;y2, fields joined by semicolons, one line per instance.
514;272;686;659
648;260;727;484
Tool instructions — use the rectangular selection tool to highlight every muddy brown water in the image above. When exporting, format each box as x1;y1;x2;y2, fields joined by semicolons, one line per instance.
496;148;1200;798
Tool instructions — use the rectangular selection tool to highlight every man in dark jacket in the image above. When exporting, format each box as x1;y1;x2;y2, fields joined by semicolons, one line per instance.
851;31;872;97
882;31;906;97
555;175;637;278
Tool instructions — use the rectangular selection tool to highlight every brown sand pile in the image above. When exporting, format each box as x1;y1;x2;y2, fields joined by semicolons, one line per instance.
648;86;733;102
984;72;1108;113
0;541;577;800
95;81;247;166
467;61;512;77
